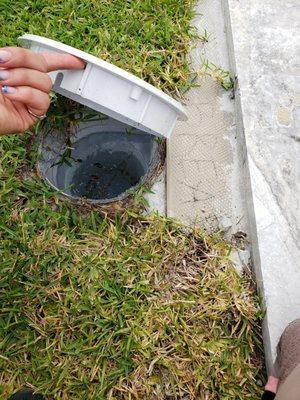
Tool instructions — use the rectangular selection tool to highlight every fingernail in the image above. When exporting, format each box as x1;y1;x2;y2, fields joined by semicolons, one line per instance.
1;86;16;94
0;71;9;81
0;50;11;63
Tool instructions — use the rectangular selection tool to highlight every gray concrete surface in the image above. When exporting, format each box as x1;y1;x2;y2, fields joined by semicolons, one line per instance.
225;0;300;370
167;0;250;237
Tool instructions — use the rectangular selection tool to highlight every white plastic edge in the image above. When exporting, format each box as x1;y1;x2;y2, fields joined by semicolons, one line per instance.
18;34;188;121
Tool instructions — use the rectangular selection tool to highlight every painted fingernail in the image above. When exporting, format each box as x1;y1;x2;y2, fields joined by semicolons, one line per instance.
1;86;17;94
0;50;11;63
0;71;9;81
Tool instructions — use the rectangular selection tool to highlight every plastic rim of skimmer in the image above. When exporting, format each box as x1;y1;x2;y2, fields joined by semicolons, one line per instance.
18;34;187;139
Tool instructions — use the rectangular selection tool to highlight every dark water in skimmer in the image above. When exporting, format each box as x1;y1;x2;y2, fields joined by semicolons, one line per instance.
70;149;144;200
54;131;151;201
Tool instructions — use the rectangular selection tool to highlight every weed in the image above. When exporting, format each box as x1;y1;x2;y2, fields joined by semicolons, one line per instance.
200;59;235;91
199;29;210;43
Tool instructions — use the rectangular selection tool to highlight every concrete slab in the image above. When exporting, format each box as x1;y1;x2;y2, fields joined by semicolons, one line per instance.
167;0;250;236
225;0;300;370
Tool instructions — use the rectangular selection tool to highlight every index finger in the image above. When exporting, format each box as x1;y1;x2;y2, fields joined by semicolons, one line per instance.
42;52;86;72
0;47;85;73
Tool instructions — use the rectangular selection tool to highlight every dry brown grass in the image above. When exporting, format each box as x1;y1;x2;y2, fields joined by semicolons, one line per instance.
0;209;264;399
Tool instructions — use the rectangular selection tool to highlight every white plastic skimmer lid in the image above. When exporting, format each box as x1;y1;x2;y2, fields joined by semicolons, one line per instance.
18;34;187;138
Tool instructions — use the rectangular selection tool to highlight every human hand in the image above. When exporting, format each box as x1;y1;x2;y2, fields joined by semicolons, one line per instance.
0;47;85;135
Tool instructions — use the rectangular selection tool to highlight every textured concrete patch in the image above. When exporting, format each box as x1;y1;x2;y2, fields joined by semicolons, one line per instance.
277;106;292;126
167;0;249;236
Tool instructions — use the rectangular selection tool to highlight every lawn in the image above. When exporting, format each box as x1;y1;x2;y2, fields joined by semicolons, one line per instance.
0;0;198;96
0;0;264;399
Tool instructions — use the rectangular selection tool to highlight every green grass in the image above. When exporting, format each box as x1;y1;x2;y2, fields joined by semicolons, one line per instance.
0;134;264;398
199;60;235;91
0;1;264;398
0;0;198;96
